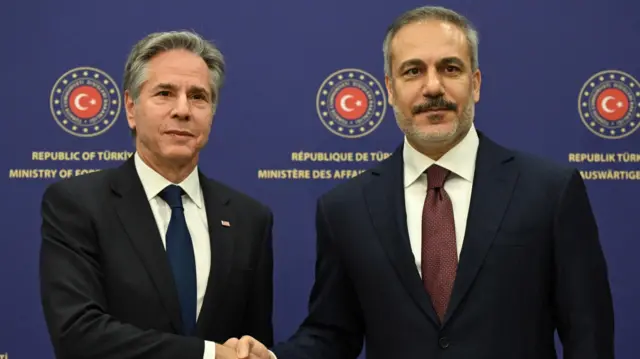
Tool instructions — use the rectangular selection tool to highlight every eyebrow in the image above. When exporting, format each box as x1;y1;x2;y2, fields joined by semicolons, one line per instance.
152;83;212;99
440;57;465;68
398;58;424;71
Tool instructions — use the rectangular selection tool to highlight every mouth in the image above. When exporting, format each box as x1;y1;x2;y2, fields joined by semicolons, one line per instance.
423;108;451;113
416;109;452;117
164;130;194;137
413;106;454;116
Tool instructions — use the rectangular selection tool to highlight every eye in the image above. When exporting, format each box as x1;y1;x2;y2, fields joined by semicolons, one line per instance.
445;66;460;73
157;90;170;96
404;68;421;76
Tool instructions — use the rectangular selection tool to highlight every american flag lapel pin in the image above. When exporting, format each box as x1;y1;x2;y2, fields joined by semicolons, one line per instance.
221;220;231;227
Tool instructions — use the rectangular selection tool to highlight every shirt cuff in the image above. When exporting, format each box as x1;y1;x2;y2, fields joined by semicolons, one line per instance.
204;340;215;359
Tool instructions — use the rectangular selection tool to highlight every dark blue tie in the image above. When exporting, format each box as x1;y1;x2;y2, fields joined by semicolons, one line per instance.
159;185;197;335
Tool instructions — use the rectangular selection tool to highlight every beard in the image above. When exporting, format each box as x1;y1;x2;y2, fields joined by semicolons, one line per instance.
393;96;475;146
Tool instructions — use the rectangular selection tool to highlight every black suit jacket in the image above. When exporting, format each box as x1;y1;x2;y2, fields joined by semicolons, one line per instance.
272;132;614;359
39;156;274;359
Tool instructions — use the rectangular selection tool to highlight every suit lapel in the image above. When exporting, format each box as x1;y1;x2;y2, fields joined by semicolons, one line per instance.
110;157;183;333
364;146;441;327
195;174;235;335
442;133;519;326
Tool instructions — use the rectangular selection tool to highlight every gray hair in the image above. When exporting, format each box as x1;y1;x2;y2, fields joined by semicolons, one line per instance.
123;30;225;113
383;6;479;77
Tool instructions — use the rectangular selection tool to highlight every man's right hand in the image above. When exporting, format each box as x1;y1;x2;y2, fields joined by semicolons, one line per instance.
215;343;240;359
216;336;273;359
217;342;262;359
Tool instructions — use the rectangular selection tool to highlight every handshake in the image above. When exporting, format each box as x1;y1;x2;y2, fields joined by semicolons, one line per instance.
215;336;274;359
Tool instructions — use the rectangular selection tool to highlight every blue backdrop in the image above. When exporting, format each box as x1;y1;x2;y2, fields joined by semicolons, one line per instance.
2;0;638;358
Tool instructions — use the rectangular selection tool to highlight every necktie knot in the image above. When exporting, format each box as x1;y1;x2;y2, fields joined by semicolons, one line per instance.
159;185;184;209
426;165;450;190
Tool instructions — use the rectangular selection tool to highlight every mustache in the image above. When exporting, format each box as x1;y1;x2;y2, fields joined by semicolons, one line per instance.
411;97;457;115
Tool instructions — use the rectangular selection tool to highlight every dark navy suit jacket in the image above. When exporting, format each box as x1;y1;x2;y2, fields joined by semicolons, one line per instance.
39;157;274;359
272;131;614;359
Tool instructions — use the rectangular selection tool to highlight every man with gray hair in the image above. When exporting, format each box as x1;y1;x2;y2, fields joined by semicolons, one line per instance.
229;5;614;359
39;30;274;359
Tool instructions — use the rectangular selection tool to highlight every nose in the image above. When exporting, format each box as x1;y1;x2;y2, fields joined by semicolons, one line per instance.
421;68;445;97
171;93;190;121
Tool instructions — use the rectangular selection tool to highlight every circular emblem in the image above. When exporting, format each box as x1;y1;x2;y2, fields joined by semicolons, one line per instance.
578;70;640;139
316;68;387;139
50;67;121;137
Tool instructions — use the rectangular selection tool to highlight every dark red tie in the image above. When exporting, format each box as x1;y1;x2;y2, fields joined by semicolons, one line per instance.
421;165;458;322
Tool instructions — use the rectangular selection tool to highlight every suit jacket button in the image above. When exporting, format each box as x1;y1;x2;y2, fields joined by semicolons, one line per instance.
439;337;450;349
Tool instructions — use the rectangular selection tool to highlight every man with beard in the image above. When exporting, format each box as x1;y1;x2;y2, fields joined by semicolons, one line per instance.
226;5;615;359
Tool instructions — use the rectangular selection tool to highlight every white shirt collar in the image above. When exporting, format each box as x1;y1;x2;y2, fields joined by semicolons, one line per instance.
134;152;204;208
403;123;479;188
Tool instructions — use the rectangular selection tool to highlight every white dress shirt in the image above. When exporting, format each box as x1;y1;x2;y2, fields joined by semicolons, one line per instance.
134;153;216;359
403;124;480;277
